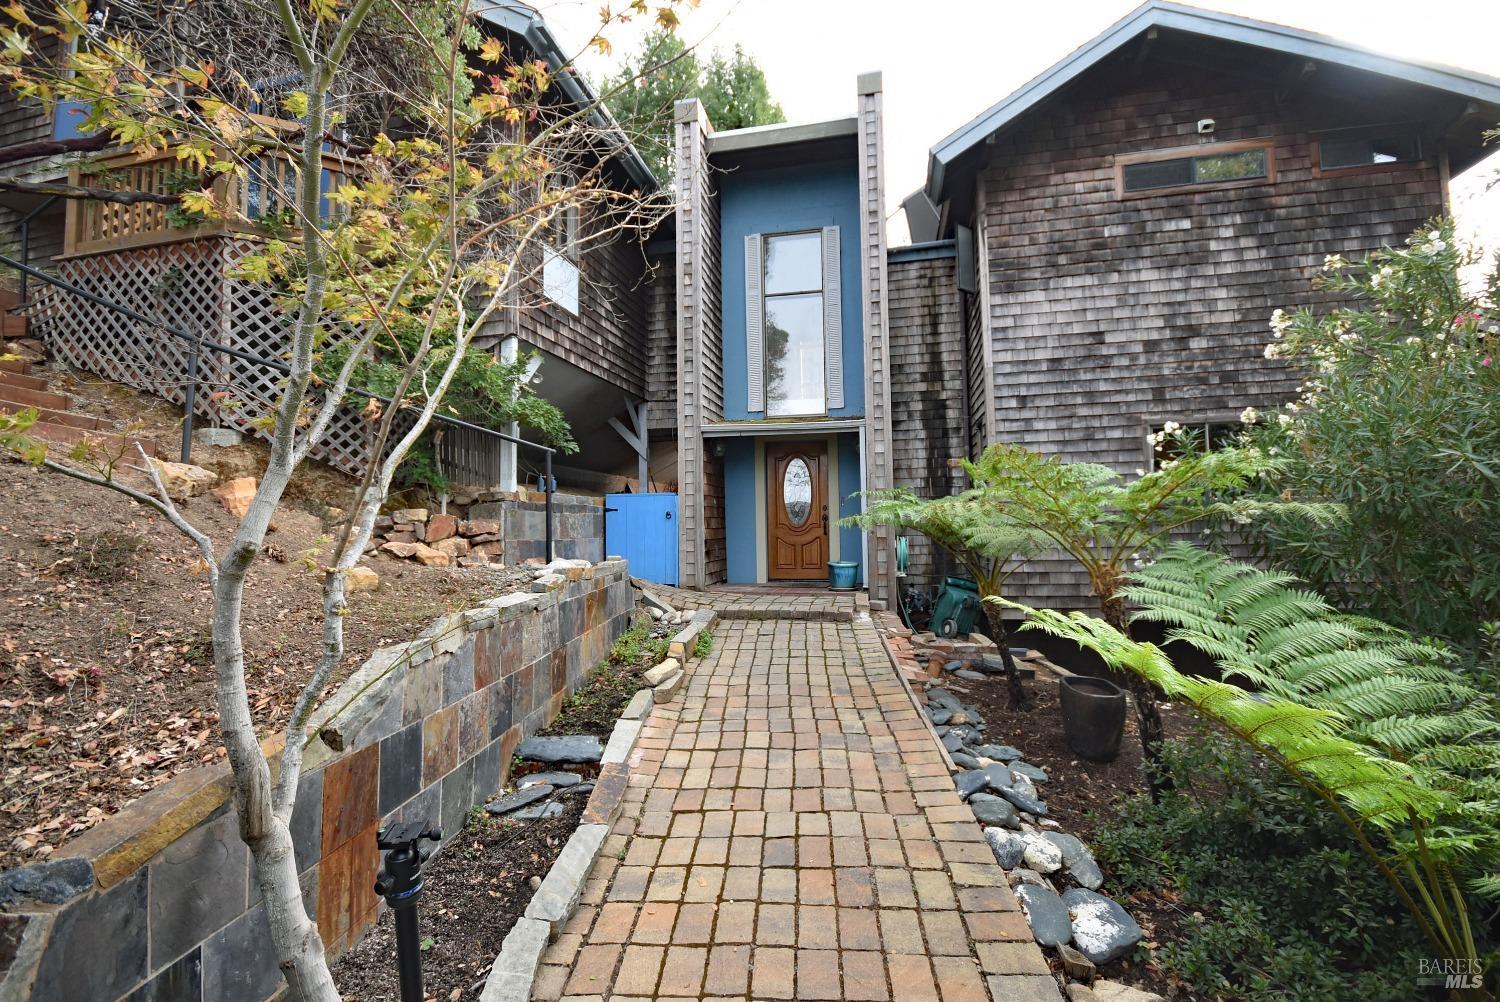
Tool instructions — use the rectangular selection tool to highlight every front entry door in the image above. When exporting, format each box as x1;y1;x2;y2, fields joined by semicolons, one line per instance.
767;442;828;580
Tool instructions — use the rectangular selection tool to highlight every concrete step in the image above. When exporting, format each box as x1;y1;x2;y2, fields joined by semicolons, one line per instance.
27;419;156;457
0;384;70;411
0;401;107;431
0;368;48;392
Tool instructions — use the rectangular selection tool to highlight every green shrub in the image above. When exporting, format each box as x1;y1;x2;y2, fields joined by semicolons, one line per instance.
694;630;713;658
1094;732;1429;1002
609;621;668;666
1241;219;1500;658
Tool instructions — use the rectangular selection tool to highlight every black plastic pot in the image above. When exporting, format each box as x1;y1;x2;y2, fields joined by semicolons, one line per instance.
1059;675;1127;762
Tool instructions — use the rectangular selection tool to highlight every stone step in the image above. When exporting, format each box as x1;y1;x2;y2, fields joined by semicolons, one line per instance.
0;368;48;392
0;401;107;431
27;420;156;457
0;384;69;411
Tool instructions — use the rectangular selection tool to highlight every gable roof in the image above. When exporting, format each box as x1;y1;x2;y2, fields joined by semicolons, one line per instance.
476;2;658;192
925;0;1500;204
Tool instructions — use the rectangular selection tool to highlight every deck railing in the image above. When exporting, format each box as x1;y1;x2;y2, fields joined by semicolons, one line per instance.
63;119;354;256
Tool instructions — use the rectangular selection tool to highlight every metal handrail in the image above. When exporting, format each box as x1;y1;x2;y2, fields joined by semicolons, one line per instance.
0;252;555;561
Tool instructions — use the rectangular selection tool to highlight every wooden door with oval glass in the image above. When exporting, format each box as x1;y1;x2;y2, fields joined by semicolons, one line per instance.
767;442;828;580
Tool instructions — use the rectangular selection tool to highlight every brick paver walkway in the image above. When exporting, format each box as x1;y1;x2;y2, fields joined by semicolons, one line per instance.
531;619;1060;1001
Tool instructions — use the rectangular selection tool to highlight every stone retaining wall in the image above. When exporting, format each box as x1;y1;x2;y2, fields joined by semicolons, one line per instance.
469;495;603;564
0;560;635;1002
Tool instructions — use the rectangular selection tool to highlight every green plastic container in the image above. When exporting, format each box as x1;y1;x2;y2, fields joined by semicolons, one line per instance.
828;561;859;590
931;576;982;637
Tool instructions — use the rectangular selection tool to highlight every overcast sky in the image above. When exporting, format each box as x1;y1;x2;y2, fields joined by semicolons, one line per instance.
532;0;1500;248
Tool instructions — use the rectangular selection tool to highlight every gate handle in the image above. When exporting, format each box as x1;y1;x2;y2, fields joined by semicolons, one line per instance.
665;511;673;520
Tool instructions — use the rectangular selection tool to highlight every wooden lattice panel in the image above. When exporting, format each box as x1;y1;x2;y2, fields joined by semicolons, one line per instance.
34;237;373;475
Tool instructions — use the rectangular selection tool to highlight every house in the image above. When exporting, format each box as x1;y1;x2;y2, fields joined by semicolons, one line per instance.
0;3;662;495
654;1;1500;612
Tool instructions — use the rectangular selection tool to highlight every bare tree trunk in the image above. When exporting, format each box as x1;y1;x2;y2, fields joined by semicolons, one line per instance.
1101;595;1170;798
980;600;1028;711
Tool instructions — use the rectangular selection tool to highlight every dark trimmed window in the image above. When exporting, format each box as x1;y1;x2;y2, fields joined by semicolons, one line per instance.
1122;147;1269;193
1148;420;1242;469
1318;135;1421;171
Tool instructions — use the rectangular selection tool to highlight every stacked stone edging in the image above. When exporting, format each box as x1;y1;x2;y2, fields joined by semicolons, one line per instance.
0;560;634;1002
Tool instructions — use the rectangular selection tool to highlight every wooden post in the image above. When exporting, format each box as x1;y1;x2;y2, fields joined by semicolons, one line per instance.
856;71;897;610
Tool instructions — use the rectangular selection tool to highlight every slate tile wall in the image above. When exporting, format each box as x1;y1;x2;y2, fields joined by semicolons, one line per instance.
467;496;604;564
3;561;635;1001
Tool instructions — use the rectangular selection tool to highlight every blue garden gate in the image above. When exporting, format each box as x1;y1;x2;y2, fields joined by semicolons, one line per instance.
604;492;679;586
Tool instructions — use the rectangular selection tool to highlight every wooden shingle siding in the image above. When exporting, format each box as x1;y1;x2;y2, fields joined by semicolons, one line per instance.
482;227;652;396
976;63;1447;610
645;253;677;432
0;38;57;154
888;253;967;591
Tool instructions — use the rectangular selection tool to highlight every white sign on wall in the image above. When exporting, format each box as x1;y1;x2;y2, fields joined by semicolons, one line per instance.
542;245;579;315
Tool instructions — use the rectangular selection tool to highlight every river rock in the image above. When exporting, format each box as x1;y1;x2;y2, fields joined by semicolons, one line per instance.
948;724;984;746
950;752;982;770
516;734;603;763
1008;868;1051;889
999;784;1047;816
954;768;990;798
1091;980;1166;1002
1015;883;1073;947
927;706;955;726
927;687;961;708
1044;832;1103;890
1010;773;1040;802
942;731;966;755
968;793;1019;828
975;743;1024;761
984;827;1026;869
1020;832;1063;873
1063;888;1143;964
1009;761;1049;783
954;669;987;681
512;801;565;821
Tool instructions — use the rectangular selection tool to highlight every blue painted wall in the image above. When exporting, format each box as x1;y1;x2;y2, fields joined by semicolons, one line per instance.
837;433;864;586
720;433;865;586
719;160;865;420
723;439;759;585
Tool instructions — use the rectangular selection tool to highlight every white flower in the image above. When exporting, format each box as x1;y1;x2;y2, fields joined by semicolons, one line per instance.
1323;254;1347;271
1162;420;1181;435
1134;468;1145;477
1269;309;1292;336
1277;412;1293;427
1435;331;1446;341
1405;336;1423;346
1264;343;1281;359
1240;406;1260;425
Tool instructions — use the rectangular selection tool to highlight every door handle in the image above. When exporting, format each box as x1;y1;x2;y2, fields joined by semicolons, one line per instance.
822;503;828;533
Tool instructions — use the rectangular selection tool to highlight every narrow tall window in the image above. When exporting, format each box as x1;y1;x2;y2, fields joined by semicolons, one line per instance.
763;232;826;417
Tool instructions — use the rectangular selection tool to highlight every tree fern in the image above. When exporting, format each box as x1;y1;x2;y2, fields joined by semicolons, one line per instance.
1020;546;1500;991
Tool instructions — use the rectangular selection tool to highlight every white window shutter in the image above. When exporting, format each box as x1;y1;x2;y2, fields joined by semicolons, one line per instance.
745;233;764;413
822;226;844;410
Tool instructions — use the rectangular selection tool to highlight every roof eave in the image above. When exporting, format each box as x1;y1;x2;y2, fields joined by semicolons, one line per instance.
924;0;1500;206
476;1;659;194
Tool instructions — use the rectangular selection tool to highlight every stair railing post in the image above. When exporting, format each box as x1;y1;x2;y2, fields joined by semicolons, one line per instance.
544;449;554;564
180;335;200;464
